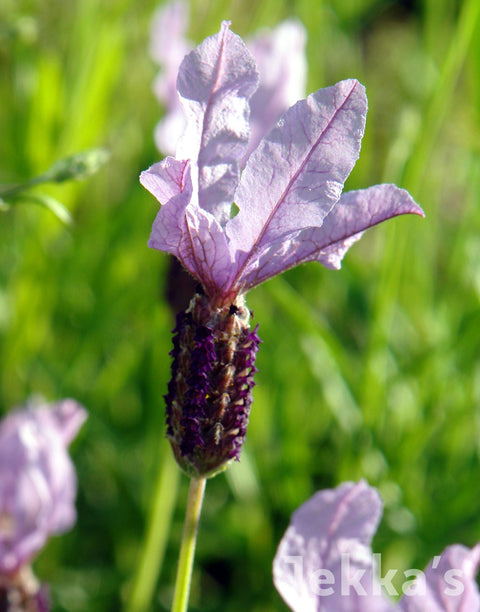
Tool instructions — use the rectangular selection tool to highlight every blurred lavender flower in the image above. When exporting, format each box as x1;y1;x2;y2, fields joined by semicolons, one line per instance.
140;22;423;477
244;19;306;164
273;481;480;612
150;1;306;160
0;399;86;610
150;0;192;156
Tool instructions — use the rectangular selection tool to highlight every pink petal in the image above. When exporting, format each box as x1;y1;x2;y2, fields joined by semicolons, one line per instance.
245;19;307;165
176;21;259;224
141;157;190;204
179;205;236;301
142;158;234;296
142;158;193;258
152;10;306;159
273;481;394;612
228;79;367;291
397;544;480;612
238;184;424;290
316;184;424;269
154;109;187;157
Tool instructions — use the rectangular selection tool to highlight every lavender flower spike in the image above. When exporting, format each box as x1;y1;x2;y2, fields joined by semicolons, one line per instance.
140;22;423;477
273;481;480;612
0;399;86;610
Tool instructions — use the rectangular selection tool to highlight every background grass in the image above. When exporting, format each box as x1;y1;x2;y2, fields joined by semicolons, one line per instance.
1;0;480;610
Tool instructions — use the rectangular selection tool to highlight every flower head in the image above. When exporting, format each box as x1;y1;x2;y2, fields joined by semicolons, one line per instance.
141;21;423;308
0;399;86;575
140;21;423;477
273;481;480;611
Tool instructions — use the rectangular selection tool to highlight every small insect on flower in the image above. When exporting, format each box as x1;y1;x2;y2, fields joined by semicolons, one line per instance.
141;21;424;477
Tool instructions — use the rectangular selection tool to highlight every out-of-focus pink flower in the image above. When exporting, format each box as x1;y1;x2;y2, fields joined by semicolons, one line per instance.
150;1;307;160
273;481;480;612
0;399;86;575
150;0;191;155
245;19;306;164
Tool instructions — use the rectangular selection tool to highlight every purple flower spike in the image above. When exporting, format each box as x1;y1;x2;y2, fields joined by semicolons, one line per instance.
0;565;50;612
273;481;480;612
165;293;260;477
0;399;86;576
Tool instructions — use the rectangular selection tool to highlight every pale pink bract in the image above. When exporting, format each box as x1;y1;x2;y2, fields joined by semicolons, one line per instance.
141;21;423;307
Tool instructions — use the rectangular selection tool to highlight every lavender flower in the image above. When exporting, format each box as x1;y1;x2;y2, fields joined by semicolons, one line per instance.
140;22;424;477
0;399;86;610
273;481;480;611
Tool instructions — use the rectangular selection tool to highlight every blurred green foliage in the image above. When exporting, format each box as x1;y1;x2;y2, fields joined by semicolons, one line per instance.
1;0;480;610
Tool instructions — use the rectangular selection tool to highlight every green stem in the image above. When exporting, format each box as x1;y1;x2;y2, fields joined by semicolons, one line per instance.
171;476;207;612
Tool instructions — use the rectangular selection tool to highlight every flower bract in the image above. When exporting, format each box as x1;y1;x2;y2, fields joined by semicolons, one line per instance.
141;21;424;308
